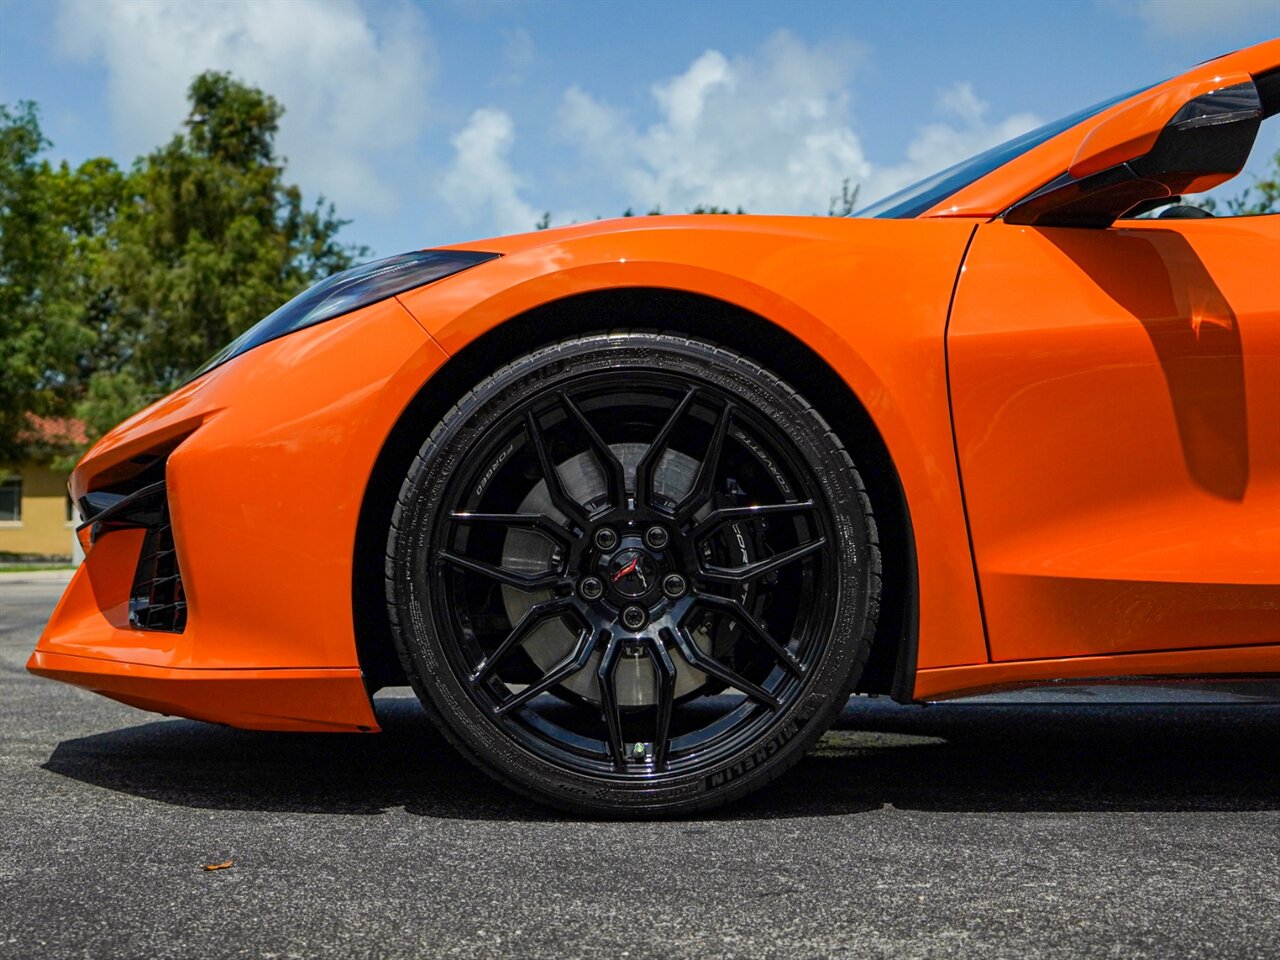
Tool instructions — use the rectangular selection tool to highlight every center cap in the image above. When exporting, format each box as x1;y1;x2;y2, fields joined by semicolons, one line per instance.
609;549;656;599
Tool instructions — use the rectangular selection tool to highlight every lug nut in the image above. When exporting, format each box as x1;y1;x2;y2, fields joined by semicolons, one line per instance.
661;573;687;599
579;576;604;601
644;525;669;549
593;527;618;551
621;605;647;631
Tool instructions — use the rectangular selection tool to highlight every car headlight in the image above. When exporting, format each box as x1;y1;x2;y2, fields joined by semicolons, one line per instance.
189;249;500;381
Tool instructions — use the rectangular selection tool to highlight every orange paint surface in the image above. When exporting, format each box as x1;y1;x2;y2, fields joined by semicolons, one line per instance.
30;298;446;729
27;651;375;732
29;40;1280;727
948;216;1280;664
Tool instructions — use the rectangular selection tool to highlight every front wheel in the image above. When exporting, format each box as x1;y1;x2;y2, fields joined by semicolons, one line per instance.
386;332;881;816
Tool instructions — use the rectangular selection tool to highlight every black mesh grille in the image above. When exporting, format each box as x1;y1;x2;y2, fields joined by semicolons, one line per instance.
128;499;187;632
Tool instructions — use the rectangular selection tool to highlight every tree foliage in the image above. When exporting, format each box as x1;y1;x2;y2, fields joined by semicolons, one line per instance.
828;178;860;217
543;178;862;229
0;102;95;464
1200;147;1280;216
0;73;367;465
4;75;1276;468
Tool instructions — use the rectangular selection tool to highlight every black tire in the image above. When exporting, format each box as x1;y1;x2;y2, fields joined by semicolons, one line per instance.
386;332;881;816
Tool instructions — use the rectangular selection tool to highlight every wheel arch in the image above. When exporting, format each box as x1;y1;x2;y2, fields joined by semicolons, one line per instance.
353;288;918;702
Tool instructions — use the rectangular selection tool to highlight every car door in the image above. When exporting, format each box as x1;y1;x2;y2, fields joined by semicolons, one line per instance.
946;210;1280;662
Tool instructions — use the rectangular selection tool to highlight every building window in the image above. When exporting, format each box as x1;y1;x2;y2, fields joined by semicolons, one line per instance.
0;477;20;522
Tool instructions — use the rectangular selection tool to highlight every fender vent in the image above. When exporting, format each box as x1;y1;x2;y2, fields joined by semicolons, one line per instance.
128;497;187;633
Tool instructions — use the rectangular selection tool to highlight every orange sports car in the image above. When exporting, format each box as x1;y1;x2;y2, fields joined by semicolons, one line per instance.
30;40;1280;815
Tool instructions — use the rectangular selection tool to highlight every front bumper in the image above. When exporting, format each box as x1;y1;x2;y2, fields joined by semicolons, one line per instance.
28;297;451;732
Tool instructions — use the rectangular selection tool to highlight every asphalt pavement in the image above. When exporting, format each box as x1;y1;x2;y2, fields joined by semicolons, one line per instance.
2;574;1278;959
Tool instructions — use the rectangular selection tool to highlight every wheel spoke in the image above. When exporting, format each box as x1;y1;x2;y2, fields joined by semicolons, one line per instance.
525;409;590;529
440;550;565;591
448;511;572;546
690;500;817;540
495;627;600;715
635;387;696;509
596;633;627;768
431;363;847;782
668;626;781;709
559;392;627;510
674;401;733;523
649;639;678;770
471;597;577;683
692;594;804;677
698;537;826;585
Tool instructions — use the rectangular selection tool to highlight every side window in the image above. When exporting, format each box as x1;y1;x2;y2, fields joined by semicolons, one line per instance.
0;477;21;522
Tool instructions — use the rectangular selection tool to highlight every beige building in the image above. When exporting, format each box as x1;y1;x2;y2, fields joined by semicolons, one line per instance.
0;417;84;562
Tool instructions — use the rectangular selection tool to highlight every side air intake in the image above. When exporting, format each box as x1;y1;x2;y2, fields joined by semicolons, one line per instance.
78;476;188;634
128;495;186;633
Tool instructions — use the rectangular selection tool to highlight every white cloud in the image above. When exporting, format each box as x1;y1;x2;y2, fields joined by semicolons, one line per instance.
864;82;1041;203
497;26;536;85
54;0;435;216
1106;0;1278;38
555;31;1039;216
441;107;541;235
559;32;870;215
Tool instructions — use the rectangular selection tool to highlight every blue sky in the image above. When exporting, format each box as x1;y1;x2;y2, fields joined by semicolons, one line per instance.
2;0;1276;255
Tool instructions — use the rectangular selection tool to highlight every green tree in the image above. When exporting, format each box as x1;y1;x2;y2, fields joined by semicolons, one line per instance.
0;73;369;462
81;71;366;430
828;178;860;216
1200;147;1280;216
547;180;871;229
0;102;96;465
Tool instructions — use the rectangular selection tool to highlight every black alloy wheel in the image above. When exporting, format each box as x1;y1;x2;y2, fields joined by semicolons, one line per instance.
387;333;881;815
